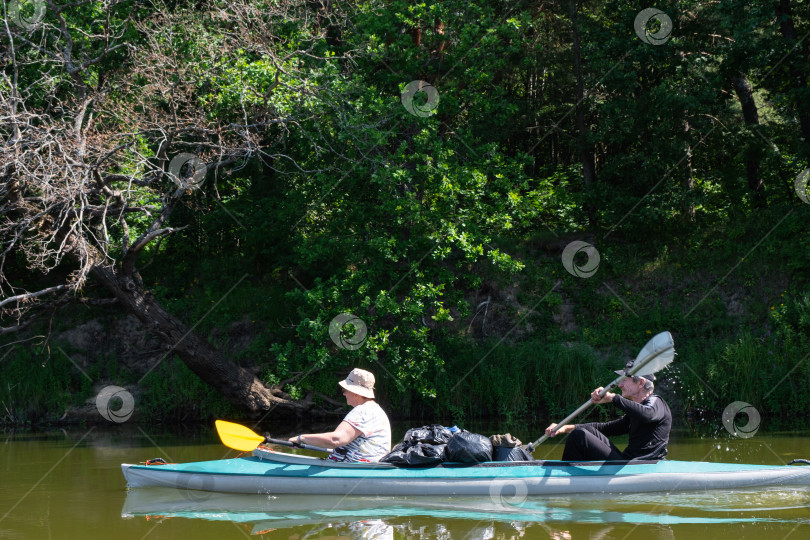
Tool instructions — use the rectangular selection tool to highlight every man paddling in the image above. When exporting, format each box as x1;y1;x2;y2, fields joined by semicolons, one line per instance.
544;372;671;461
289;368;391;462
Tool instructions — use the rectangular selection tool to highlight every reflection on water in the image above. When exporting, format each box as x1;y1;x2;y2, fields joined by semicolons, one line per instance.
265;520;526;540
121;486;810;538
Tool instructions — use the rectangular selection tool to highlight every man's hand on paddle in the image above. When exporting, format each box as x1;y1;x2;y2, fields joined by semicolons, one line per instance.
545;423;575;437
591;386;615;404
544;387;616;438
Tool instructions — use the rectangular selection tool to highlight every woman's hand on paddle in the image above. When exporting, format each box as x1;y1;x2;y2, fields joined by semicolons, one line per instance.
545;423;574;437
591;387;615;404
286;422;361;449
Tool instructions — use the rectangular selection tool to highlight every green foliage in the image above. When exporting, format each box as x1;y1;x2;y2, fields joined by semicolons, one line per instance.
671;290;810;423
5;0;810;427
428;337;608;423
139;357;242;422
0;347;92;424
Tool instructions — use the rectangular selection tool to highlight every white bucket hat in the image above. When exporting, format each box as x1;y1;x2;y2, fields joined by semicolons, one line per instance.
338;368;376;399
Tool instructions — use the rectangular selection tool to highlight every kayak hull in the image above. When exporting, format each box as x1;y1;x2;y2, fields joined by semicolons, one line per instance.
121;448;810;496
121;464;810;496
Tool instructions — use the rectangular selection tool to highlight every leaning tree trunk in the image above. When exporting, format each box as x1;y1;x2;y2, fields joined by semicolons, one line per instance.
732;72;766;207
91;262;315;416
56;216;315;416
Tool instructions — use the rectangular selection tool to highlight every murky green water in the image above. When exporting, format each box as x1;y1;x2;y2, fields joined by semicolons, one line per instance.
2;424;810;539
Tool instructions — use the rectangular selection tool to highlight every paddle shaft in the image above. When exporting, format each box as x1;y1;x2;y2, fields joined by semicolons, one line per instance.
214;420;335;453
525;343;674;452
265;437;331;454
527;378;622;450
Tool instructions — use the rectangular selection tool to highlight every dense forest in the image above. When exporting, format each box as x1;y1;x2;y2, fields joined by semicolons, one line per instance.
1;0;809;428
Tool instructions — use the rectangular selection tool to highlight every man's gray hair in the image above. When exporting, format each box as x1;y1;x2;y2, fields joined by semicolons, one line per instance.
632;375;654;392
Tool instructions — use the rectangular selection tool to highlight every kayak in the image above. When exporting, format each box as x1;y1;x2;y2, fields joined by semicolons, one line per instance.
120;446;810;496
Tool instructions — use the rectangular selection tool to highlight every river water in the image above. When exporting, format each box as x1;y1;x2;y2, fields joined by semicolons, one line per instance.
2;424;809;539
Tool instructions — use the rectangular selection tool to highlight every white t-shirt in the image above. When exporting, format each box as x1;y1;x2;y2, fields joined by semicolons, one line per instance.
328;400;391;462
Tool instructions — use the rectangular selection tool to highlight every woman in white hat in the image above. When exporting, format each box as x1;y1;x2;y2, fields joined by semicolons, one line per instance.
288;368;391;462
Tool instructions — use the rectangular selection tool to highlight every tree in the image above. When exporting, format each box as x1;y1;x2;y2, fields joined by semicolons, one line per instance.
1;0;357;416
775;0;810;161
569;0;598;227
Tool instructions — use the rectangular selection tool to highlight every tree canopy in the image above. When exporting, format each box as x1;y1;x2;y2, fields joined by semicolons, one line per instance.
2;0;809;422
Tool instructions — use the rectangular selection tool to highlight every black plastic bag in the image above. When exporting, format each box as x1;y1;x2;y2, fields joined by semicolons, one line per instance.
403;425;453;446
493;445;534;462
381;442;446;465
443;431;493;463
381;424;457;466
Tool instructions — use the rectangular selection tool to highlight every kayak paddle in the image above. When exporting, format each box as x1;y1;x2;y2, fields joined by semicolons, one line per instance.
215;420;330;453
524;331;675;453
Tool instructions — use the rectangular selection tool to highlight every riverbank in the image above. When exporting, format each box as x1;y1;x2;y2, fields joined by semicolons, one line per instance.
2;209;809;428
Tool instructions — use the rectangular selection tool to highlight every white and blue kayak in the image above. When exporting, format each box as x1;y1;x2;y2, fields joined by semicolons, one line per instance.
120;446;810;496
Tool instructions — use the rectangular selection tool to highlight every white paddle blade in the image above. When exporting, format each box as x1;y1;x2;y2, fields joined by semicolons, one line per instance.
631;331;675;377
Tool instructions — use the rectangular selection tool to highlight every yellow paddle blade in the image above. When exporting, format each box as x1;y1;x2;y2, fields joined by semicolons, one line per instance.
215;420;265;452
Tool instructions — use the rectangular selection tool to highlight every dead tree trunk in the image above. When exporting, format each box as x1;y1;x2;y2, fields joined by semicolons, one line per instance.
89;262;309;415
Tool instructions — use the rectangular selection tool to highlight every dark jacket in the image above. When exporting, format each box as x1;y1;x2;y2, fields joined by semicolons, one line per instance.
582;393;672;460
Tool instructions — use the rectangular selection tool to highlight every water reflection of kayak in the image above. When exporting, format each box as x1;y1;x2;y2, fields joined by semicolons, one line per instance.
120;486;807;532
121;447;810;496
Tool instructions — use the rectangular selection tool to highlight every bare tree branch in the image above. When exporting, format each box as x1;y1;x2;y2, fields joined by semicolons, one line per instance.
1;0;359;415
0;284;69;310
